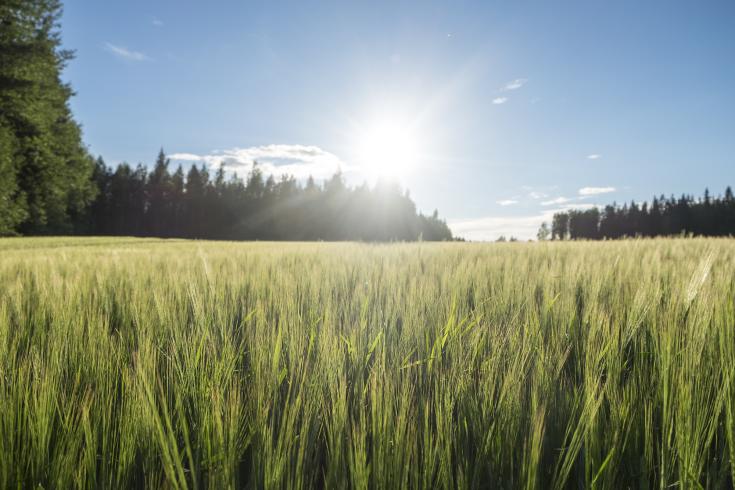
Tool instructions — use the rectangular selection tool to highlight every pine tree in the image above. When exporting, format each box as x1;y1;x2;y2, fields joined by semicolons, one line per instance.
185;165;207;238
86;156;110;234
145;149;173;236
171;164;185;235
0;123;27;234
0;0;95;233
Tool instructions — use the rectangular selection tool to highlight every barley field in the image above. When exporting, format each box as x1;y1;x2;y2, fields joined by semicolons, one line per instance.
0;237;734;489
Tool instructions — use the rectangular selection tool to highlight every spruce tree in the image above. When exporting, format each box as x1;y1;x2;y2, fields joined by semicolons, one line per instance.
0;0;95;233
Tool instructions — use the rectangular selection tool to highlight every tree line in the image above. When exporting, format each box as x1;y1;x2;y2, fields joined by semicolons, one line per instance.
81;151;453;241
547;188;735;240
0;0;452;241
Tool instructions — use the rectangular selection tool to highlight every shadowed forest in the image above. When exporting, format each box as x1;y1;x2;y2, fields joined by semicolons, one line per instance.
550;189;735;240
83;153;453;241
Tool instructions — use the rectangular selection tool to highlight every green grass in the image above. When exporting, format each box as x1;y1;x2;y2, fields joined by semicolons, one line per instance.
1;237;734;489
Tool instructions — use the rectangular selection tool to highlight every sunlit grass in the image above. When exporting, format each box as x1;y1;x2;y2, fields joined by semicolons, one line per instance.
0;237;733;488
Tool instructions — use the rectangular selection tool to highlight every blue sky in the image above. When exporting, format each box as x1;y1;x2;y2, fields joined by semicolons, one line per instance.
62;0;735;239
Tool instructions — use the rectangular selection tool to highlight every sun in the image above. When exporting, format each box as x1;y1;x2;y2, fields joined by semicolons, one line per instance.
355;119;419;180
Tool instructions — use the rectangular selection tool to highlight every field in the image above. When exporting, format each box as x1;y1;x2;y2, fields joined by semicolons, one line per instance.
1;237;734;489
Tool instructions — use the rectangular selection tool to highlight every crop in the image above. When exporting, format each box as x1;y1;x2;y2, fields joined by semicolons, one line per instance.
1;237;733;488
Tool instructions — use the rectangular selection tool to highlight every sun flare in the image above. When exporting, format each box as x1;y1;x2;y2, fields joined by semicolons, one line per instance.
355;119;418;180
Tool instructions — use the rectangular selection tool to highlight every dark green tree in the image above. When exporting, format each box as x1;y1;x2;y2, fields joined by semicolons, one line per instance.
0;0;95;233
0;123;27;234
145;149;173;236
551;212;569;240
552;187;735;240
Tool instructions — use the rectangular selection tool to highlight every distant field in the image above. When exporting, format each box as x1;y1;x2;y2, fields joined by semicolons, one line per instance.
1;237;734;489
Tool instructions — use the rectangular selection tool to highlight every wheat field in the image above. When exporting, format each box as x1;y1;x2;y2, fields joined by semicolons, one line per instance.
1;237;734;489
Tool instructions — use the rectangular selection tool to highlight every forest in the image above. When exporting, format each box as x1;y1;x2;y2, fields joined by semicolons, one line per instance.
550;189;735;240
83;152;453;241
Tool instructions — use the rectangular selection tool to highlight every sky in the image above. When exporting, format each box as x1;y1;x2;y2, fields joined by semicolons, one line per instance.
61;0;735;240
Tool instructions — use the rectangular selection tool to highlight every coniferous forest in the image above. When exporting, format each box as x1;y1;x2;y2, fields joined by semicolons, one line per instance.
550;189;735;240
83;152;453;241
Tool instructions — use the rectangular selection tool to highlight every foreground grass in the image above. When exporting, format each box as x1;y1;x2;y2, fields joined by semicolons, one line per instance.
0;237;734;489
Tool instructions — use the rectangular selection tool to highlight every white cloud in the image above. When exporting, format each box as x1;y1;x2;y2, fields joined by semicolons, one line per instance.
496;199;519;206
502;78;528;91
579;186;615;196
105;43;150;61
556;203;599;211
451;210;555;241
587;154;601;160
492;97;508;105
170;144;348;180
168;153;201;161
152;18;164;26
541;197;571;206
528;191;548;199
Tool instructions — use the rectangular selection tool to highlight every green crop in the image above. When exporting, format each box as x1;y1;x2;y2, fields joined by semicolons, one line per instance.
0;237;733;489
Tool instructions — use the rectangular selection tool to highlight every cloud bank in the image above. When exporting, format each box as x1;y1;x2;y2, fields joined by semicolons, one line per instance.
579;186;615;196
170;144;347;179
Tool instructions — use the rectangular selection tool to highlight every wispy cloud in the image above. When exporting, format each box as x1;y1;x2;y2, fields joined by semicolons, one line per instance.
170;144;348;180
587;154;601;160
496;199;518;206
579;186;615;196
491;78;528;106
502;78;528;91
105;43;150;61
152;18;164;27
168;153;201;161
528;191;548;199
541;197;571;206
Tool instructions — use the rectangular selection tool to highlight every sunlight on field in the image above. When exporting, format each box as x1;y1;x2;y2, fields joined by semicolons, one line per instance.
1;237;734;488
